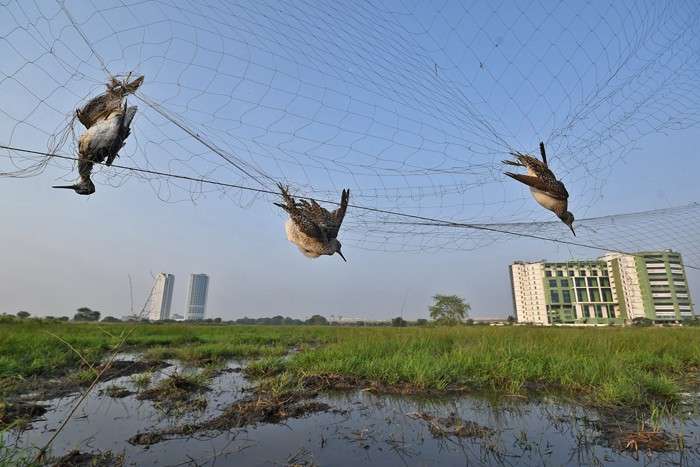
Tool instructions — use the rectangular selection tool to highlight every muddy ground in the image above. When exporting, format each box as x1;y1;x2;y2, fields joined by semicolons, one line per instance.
1;355;699;466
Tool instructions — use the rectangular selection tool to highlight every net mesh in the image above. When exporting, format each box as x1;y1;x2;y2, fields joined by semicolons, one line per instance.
0;0;699;264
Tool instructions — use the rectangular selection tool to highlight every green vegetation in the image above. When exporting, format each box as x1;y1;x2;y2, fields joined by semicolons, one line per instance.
1;321;699;409
0;320;336;382
429;294;470;324
0;434;37;467
285;326;700;408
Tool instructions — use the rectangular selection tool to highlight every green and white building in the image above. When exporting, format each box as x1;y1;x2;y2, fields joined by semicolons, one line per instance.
509;250;695;325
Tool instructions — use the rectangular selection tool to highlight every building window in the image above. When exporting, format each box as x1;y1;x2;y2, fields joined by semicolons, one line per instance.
560;279;569;287
587;277;598;287
562;290;571;303
548;279;557;288
595;305;603;318
590;289;601;302
575;278;586;287
550;291;560;303
602;269;609;276
591;270;599;276
600;277;610;287
568;270;574;276
577;289;588;302
545;270;552;277
601;288;612;301
579;270;586;276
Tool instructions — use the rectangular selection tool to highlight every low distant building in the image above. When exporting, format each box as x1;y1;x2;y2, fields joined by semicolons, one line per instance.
510;250;694;325
185;274;210;321
146;273;175;321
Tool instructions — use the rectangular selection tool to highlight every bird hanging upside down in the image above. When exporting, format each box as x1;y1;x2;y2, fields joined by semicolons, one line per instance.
503;142;576;235
274;183;350;261
54;75;143;195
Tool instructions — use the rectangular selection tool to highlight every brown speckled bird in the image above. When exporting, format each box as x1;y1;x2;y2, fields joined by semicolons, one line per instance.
275;183;350;261
503;142;575;235
54;76;142;195
53;102;137;195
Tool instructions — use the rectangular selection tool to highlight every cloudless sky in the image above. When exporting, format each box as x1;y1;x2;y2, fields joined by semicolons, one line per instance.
0;0;698;320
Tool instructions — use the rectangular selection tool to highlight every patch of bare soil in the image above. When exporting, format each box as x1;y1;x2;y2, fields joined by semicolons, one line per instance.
407;411;495;439
5;360;169;402
136;372;210;414
129;392;329;446
50;449;124;467
98;385;133;399
0;401;48;429
203;396;329;431
595;419;683;455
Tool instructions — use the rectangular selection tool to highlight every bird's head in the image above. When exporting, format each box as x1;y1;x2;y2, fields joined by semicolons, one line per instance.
559;211;576;236
52;179;95;196
332;239;347;262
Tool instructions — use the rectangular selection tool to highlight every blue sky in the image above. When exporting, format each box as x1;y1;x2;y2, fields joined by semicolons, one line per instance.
0;0;698;319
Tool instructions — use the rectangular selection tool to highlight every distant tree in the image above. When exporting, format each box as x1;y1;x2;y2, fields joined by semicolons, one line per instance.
57;316;70;321
16;311;31;319
391;316;407;327
506;315;516;324
429;294;470;325
306;314;329;325
213;317;222;323
73;307;100;322
269;315;285;325
101;316;121;323
465;318;474;325
415;318;428;326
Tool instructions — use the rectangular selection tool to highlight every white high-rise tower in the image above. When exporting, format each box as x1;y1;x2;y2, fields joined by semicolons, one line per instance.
147;273;175;321
185;274;209;320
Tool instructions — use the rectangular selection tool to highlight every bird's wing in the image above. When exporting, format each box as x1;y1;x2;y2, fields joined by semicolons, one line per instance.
504;173;569;200
297;189;349;239
274;184;325;240
514;154;553;176
76;93;123;129
327;189;349;239
121;105;138;132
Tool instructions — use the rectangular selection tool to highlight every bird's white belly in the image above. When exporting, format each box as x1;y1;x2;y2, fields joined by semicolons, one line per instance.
530;188;561;211
284;220;323;258
82;118;120;154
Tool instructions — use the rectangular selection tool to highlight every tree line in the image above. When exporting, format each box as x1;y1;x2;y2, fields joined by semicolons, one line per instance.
2;295;533;326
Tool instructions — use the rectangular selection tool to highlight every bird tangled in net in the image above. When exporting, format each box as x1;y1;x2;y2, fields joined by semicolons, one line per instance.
0;0;698;262
53;75;143;195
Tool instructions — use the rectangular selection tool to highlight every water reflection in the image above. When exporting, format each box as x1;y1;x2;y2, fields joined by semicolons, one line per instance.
2;358;698;466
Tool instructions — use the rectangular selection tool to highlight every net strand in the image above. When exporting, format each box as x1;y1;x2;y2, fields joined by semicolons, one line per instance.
2;142;697;270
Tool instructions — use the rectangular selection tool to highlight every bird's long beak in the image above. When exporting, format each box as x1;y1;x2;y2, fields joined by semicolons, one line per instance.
569;224;576;236
337;251;347;262
52;184;76;190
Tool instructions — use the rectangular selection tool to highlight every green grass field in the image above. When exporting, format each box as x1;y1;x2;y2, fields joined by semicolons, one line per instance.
1;321;699;409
